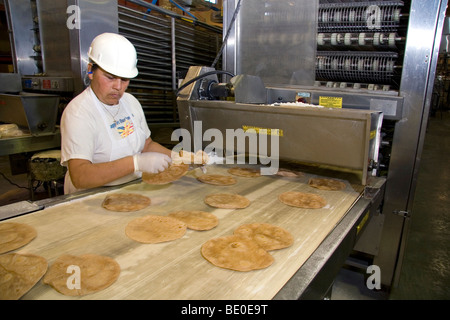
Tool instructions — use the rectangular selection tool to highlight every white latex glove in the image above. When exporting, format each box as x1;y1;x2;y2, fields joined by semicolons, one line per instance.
133;152;172;173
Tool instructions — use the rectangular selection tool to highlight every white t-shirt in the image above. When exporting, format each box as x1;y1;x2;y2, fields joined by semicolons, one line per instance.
61;86;151;194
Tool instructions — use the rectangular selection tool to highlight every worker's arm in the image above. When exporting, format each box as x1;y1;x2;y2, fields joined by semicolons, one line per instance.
68;156;134;190
68;137;173;190
142;136;172;157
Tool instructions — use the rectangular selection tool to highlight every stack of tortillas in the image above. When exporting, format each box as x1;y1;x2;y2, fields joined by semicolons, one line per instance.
142;163;189;185
0;222;49;299
102;193;151;212
233;223;294;251
43;254;120;296
0;253;48;300
201;223;293;272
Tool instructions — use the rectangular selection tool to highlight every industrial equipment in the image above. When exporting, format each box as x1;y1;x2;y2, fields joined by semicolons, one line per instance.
208;0;447;290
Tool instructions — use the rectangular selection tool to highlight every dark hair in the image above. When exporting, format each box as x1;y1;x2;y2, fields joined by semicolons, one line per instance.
90;63;99;72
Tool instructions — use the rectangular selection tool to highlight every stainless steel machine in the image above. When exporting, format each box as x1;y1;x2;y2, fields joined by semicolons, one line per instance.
177;0;448;291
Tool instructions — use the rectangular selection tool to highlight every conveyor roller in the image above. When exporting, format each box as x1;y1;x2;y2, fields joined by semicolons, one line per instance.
316;51;398;84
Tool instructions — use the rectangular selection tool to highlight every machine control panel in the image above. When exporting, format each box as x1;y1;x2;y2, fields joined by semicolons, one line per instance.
22;76;74;92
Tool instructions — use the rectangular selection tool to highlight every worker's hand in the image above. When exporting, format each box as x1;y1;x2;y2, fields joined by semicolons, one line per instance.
133;152;172;173
171;150;209;165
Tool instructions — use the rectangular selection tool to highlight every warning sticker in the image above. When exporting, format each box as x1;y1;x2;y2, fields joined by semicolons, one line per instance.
242;126;284;137
319;96;343;108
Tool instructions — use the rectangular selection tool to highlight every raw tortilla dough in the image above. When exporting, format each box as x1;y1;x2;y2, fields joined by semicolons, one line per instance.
204;193;250;209
0;253;48;300
0;222;37;254
234;223;294;251
142;163;189;185
43;254;120;296
308;177;346;191
278;191;327;209
125;215;187;243
102;193;151;212
197;174;237;186
201;235;274;271
168;210;218;231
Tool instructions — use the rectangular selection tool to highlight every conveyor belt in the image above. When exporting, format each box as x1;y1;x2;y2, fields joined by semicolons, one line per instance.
3;164;370;300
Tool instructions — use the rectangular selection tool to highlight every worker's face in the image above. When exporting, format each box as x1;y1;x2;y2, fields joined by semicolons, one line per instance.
88;64;130;105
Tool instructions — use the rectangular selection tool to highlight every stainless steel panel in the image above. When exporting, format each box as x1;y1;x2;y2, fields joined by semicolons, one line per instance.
0;93;59;135
4;0;40;75
188;101;380;184
0;73;22;93
36;0;72;76
224;0;318;87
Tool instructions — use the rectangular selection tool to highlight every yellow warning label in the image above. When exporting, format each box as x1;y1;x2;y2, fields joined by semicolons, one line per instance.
357;211;370;235
319;96;343;108
242;126;284;137
370;130;377;140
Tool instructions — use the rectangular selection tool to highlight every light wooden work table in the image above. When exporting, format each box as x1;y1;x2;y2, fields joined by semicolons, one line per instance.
4;164;371;300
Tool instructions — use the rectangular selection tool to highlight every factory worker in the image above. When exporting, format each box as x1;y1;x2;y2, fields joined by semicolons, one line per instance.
60;32;172;194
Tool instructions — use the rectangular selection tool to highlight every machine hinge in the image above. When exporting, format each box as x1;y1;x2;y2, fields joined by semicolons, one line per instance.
393;210;410;218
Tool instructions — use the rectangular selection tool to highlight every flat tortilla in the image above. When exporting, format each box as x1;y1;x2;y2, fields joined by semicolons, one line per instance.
234;223;294;251
0;253;48;300
201;235;274;271
197;174;237;186
308;178;346;191
227;167;261;177
43;254;120;296
204;193;250;209
0;222;37;254
102;193;151;212
279;191;327;209
168;210;218;231
142;163;189;185
125;215;187;243
276;168;304;178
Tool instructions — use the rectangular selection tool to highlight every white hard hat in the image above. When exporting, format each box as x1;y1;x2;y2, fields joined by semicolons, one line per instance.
88;33;138;78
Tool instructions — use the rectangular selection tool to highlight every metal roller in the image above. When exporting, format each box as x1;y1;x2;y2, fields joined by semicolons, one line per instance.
317;32;404;48
318;1;404;33
316;51;398;84
316;1;405;89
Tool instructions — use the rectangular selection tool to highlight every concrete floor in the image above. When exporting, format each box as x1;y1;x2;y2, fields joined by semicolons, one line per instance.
0;114;449;300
